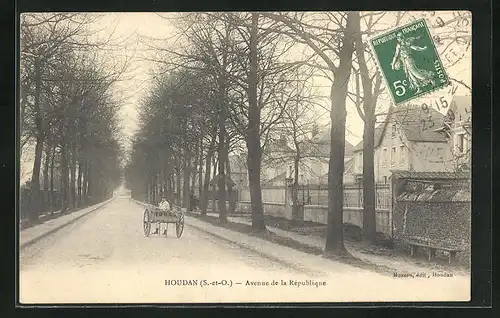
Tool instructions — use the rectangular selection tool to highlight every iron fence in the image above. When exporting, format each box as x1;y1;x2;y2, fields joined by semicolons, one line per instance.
296;182;391;209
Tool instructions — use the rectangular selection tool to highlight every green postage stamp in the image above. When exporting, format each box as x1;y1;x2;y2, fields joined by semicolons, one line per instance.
370;19;450;105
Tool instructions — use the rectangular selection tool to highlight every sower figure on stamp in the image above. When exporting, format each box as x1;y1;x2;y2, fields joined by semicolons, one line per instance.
391;32;436;93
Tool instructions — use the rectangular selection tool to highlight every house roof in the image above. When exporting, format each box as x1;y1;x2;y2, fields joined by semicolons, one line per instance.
390;170;470;180
391;105;448;142
320;157;355;178
353;126;385;152
301;138;354;158
314;127;331;143
394;170;470;202
397;187;470;202
354;104;448;153
263;140;294;156
262;171;287;186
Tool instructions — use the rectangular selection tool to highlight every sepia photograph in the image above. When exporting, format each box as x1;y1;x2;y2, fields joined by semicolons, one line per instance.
18;11;473;304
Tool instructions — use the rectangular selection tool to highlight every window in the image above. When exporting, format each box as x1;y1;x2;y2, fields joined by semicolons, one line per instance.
399;145;405;163
392;124;397;138
463;134;470;154
391;147;396;166
382;148;388;166
384;176;388;184
357;152;363;170
456;134;465;153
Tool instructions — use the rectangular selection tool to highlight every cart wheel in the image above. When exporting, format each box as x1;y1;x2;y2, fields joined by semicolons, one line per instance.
143;209;151;237
176;214;185;238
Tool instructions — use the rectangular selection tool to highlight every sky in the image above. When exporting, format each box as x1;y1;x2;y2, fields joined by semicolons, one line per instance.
95;11;471;146
20;11;472;183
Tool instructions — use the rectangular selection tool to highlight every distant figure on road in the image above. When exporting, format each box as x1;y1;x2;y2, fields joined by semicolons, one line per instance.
153;197;170;235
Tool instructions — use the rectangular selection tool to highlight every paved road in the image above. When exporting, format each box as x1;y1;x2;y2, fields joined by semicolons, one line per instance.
20;196;470;304
20;197;315;303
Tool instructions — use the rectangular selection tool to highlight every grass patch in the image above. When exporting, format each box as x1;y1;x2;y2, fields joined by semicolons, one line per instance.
189;212;323;256
187;212;405;276
189;211;469;275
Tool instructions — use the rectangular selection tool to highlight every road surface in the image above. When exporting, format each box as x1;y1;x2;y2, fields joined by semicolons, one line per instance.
20;196;321;303
19;196;470;303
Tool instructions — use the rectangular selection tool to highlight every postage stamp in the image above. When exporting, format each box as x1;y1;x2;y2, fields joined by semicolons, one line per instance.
369;18;450;105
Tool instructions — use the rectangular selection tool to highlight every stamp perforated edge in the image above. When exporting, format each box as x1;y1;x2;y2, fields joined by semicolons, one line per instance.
367;18;452;106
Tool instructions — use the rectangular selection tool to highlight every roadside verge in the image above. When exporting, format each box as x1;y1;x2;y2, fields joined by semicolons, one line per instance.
131;199;386;277
20;197;115;249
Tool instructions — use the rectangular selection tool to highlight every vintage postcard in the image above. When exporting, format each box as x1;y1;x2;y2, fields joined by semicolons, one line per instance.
19;11;472;304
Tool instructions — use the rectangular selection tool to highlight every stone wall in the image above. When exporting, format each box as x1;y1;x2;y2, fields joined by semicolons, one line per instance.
236;201;287;218
227;200;392;237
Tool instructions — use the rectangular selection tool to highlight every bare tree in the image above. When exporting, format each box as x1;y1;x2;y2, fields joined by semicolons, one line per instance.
351;11;389;243
263;12;356;254
20;13;124;221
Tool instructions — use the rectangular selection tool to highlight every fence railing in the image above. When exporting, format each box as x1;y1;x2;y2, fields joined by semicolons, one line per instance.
164;183;392;211
236;183;391;210
296;183;391;209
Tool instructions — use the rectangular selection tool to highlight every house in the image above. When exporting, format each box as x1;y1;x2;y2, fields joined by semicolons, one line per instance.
262;171;287;187
258;127;355;185
300;127;355;184
353;104;454;184
260;135;295;183
436;95;471;171
316;157;356;185
238;125;355;187
228;154;248;188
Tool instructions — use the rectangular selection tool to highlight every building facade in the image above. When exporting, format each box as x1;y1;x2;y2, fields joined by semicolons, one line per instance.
447;95;472;170
353;104;454;184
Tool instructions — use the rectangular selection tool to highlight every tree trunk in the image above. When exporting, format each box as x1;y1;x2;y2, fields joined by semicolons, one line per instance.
175;156;182;206
162;160;171;202
85;160;91;205
246;13;266;232
28;59;43;223
43;144;50;190
61;143;70;213
217;118;228;223
182;148;191;210
158;168;163;199
191;147;198;195
49;145;55;212
69;144;77;210
201;139;215;216
292;150;300;217
353;11;378;243
169;172;175;203
153;173;158;204
198;139;204;199
362;115;377;242
82;159;87;204
324;12;356;254
42;143;51;213
211;156;217;213
77;159;83;208
226;149;236;214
